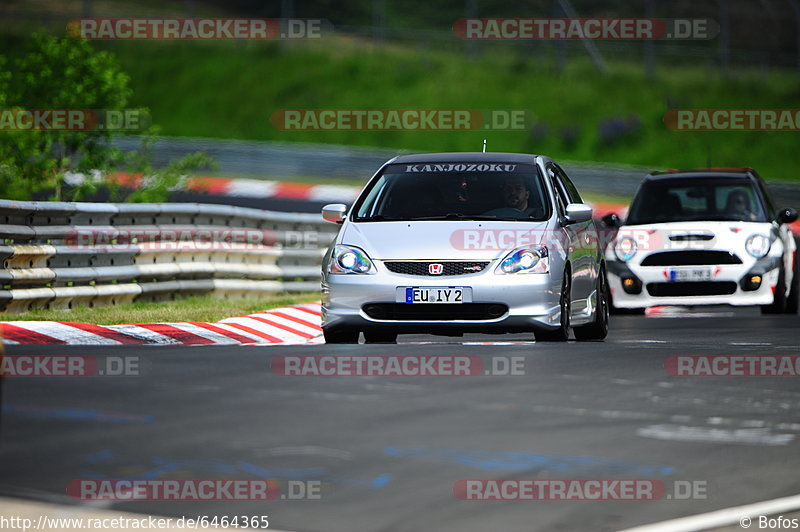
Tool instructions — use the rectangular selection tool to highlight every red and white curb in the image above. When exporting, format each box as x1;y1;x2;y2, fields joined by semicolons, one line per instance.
66;172;363;204
0;303;323;346
186;175;362;203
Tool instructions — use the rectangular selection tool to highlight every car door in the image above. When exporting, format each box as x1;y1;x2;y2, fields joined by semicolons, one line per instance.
548;163;596;316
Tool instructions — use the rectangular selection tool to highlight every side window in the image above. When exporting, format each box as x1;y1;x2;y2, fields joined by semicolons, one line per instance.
547;164;569;215
555;164;583;204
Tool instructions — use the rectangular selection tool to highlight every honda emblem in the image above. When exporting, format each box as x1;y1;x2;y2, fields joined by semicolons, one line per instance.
428;263;443;275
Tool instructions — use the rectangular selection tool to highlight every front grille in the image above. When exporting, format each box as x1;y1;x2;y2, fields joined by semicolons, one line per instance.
640;251;742;266
383;261;490;276
363;303;508;321
646;281;737;297
668;234;714;242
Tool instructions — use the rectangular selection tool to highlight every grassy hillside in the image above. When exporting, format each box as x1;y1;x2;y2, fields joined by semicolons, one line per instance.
3;33;800;181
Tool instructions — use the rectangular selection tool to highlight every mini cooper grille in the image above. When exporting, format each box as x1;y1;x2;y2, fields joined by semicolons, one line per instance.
640;251;742;266
646;281;738;297
363;303;508;321
383;261;490;276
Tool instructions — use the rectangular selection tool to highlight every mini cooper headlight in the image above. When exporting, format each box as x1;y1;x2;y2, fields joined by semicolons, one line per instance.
497;246;549;274
614;236;638;262
328;245;375;274
745;233;770;258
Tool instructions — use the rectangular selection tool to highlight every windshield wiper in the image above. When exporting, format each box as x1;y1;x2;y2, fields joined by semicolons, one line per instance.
355;215;404;222
406;213;522;221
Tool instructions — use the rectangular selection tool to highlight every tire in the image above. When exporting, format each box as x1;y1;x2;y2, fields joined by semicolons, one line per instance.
784;245;799;314
323;327;359;344
536;270;571;342
761;266;787;315
574;267;610;341
611;306;646;315
364;330;398;344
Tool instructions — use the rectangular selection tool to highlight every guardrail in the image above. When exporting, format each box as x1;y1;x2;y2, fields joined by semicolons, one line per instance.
0;200;338;313
111;136;800;208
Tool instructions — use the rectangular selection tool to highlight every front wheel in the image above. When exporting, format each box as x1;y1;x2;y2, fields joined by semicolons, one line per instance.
364;330;398;344
535;271;571;342
574;267;609;341
323;327;359;344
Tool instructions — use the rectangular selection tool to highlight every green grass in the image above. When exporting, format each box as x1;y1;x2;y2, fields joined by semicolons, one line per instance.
582;190;632;206
2;293;321;324
104;36;800;183
3;32;800;183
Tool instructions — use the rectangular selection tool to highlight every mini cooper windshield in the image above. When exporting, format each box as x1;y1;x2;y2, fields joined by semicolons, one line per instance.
626;177;769;225
352;162;550;222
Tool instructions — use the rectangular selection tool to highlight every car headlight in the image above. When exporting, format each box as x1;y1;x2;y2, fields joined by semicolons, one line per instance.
328;245;375;274
745;233;770;258
614;236;638;262
496;246;549;274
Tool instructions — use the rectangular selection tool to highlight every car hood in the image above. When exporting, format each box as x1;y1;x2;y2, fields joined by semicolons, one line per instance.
339;220;553;261
615;220;775;255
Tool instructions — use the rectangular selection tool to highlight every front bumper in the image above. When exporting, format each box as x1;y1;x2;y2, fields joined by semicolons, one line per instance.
607;256;781;308
322;260;563;334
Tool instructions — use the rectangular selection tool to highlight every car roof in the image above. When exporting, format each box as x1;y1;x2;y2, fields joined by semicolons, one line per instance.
645;168;757;181
390;152;540;164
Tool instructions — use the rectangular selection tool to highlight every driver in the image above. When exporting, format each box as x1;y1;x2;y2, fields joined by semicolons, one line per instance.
725;189;757;221
499;175;541;217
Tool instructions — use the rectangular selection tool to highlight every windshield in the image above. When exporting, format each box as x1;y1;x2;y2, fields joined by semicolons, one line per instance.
352;162;550;222
626;177;768;225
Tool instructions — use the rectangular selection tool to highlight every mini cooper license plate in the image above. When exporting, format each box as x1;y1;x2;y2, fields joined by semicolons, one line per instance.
668;268;712;282
399;287;469;304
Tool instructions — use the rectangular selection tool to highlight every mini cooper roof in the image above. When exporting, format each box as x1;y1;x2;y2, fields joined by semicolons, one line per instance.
645;168;761;182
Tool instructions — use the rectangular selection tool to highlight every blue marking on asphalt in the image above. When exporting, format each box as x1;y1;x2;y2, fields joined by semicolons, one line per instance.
1;405;153;424
78;455;393;488
84;449;115;463
81;456;329;481
383;447;674;476
371;474;393;488
236;461;329;480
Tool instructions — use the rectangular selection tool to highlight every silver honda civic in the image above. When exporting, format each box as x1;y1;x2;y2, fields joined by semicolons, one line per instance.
320;152;609;343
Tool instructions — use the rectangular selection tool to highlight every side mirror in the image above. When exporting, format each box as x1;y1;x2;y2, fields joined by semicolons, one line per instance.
564;203;593;224
601;213;622;228
775;207;798;225
322;203;347;224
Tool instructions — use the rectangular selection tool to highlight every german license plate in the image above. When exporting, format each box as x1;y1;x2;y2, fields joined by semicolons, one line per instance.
401;287;467;304
668;268;712;282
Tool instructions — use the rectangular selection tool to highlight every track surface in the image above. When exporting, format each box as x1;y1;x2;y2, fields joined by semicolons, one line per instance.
2;308;800;532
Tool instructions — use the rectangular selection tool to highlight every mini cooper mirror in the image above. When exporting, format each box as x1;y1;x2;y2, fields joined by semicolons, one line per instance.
601;213;622;228
775;207;798;225
322;203;347;224
564;203;593;224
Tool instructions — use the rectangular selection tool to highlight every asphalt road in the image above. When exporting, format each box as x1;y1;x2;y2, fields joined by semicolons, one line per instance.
2;308;800;532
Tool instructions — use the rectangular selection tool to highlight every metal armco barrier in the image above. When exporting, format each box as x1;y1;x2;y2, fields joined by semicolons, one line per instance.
0;200;338;313
110;136;800;207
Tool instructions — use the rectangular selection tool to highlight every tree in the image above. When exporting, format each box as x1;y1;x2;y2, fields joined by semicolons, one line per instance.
0;34;213;202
